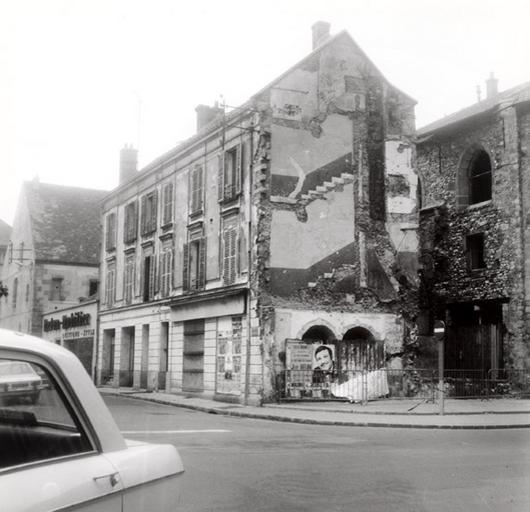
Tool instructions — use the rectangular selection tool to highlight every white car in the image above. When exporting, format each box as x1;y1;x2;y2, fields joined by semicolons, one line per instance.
0;360;43;404
0;329;184;511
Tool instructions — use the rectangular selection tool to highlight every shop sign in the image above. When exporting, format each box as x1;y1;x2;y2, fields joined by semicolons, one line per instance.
44;312;91;332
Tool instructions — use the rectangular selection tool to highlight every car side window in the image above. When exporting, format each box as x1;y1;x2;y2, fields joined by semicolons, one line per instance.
0;358;93;470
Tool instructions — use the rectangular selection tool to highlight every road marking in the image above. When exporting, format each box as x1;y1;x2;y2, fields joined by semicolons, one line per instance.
121;429;231;434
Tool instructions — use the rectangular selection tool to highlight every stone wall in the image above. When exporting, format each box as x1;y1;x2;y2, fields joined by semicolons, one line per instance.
417;108;528;368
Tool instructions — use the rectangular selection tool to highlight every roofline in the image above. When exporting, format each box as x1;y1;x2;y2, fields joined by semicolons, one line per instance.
417;105;497;138
101;28;418;205
418;82;530;137
101;103;253;203
251;30;416;105
35;259;99;268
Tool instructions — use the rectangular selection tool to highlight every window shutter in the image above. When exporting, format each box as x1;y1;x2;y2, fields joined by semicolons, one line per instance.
171;248;176;289
164;183;173;224
218;154;224;201
182;243;189;291
123;206;128;243
132;201;138;240
229;228;236;284
151;190;158;231
197;166;203;210
153;253;159;294
198;237;206;289
235;144;242;195
141;195;147;235
105;215;110;250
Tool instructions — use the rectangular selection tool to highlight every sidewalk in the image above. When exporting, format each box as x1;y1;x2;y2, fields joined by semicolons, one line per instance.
99;387;530;429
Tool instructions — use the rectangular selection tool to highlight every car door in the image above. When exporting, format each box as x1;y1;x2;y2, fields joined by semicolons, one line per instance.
0;354;123;512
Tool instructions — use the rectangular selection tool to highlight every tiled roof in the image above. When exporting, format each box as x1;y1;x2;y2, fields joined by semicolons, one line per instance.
24;181;107;265
0;219;11;246
418;82;530;136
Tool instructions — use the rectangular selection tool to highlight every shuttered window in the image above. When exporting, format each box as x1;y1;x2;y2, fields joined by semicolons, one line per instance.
123;255;135;304
189;165;203;214
162;182;174;225
183;234;206;291
123;201;138;243
105;263;116;306
142;254;158;302
222;225;238;285
219;145;242;202
160;246;173;297
141;191;158;235
105;213;116;251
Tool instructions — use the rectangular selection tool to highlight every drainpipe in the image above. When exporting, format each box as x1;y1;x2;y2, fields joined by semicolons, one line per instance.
244;119;255;406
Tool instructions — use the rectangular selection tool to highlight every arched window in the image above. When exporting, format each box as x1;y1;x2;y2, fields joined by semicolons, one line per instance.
301;325;335;343
469;150;492;204
457;146;492;209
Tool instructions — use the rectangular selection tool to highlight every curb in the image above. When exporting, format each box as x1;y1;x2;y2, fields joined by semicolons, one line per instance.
100;391;530;430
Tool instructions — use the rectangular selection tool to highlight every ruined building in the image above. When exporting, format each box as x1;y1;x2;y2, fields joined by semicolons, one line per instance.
417;77;530;378
98;23;419;404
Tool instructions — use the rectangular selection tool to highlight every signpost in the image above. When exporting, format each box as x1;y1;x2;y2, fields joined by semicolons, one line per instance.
434;320;445;415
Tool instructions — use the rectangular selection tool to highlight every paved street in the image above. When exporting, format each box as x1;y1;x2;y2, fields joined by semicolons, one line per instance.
105;395;530;512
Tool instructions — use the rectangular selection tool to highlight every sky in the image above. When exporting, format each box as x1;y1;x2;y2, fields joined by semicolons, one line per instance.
1;0;529;225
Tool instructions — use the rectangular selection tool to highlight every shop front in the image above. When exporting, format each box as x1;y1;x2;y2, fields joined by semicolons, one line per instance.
42;300;98;379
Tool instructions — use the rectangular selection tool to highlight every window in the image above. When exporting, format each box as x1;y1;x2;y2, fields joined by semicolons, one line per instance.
88;279;98;297
50;277;63;301
189;165;203;214
469;151;492;204
142;254;157;302
466;233;486;270
183;232;205;291
12;278;18;309
105;213;116;251
457;146;493;209
124;255;135;304
0;358;92;470
124;201;138;243
219;146;241;202
105;263;116;306
162;182;174;225
222;219;238;285
159;245;174;297
141;190;158;235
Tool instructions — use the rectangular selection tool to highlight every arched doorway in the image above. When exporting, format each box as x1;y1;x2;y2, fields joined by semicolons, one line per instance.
337;327;384;372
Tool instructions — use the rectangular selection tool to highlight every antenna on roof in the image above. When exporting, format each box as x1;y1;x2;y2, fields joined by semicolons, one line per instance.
476;85;482;103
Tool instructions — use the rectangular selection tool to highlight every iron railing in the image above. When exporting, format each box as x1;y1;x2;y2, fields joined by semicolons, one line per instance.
279;368;530;402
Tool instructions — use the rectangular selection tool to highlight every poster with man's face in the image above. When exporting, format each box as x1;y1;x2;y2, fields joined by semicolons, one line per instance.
312;344;335;371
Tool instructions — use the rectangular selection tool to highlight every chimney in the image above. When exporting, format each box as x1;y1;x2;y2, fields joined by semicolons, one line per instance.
486;72;498;99
119;144;138;185
311;21;331;50
195;103;223;132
